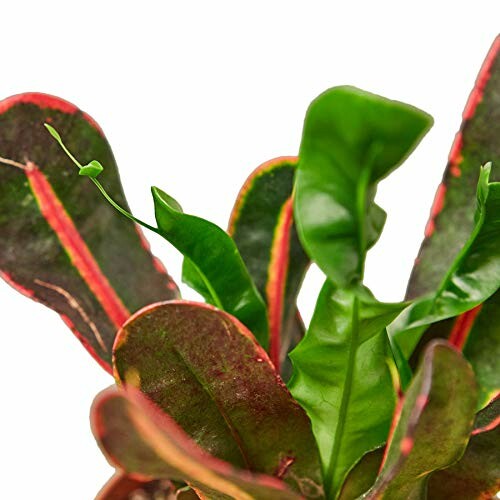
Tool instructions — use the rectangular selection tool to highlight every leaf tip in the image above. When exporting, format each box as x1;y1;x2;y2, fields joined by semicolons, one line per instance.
44;122;62;142
152;186;183;213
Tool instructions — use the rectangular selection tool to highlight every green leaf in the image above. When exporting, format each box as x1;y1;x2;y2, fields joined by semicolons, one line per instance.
0;93;178;372
427;397;500;499
288;281;406;498
391;164;500;358
113;301;324;497
405;37;500;408
152;187;269;347
295;86;432;286
362;340;477;500
92;387;303;500
225;156;309;375
79;159;104;178
44;122;62;142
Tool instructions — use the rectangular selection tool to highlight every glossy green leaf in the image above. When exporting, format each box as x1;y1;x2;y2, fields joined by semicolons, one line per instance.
288;281;406;498
295;86;432;286
362;341;477;500
92;387;303;500
427;397;500;499
152;187;269;347
113;301;324;497
0;93;178;372
225;156;309;375
391;164;500;358
405;37;500;408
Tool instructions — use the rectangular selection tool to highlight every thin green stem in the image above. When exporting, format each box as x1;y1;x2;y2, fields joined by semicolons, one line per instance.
91;178;159;234
59;141;82;169
44;122;159;235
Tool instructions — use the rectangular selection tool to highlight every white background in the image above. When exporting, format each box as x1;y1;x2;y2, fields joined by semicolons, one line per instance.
1;1;498;498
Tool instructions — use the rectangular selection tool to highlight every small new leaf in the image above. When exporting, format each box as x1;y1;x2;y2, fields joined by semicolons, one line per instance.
44;122;83;169
43;122;62;142
79;160;104;178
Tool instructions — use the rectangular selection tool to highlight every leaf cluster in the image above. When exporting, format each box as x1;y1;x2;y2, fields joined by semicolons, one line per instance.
1;37;499;500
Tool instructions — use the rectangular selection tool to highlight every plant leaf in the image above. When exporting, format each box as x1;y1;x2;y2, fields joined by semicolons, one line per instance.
362;340;477;500
113;301;324;497
391;164;500;359
92;386;304;500
427;397;500;499
404;37;500;408
295;86;432;286
0;93;178;372
226;156;310;375
79;159;104;178
461;293;500;407
288;281;406;498
338;448;383;500
407;36;500;298
96;473;177;500
152;187;269;347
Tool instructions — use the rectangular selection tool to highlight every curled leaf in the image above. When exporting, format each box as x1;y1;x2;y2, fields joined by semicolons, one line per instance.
295;86;432;286
79;160;104;178
92;386;306;500
362;341;477;499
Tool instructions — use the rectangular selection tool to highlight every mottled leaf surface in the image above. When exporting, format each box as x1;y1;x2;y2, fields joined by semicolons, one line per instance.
97;473;176;500
427;398;500;499
92;387;303;500
362;341;477;500
407;36;500;298
113;301;324;497
462;293;500;407
295;86;432;287
152;187;269;347
227;156;309;373
405;38;500;407
289;282;406;498
0;93;178;371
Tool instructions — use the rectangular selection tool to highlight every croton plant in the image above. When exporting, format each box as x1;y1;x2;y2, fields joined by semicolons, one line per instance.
0;36;499;500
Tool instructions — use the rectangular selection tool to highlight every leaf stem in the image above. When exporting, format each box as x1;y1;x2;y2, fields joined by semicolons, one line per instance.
44;123;159;235
90;178;159;234
355;142;379;282
324;293;360;497
356;167;371;281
